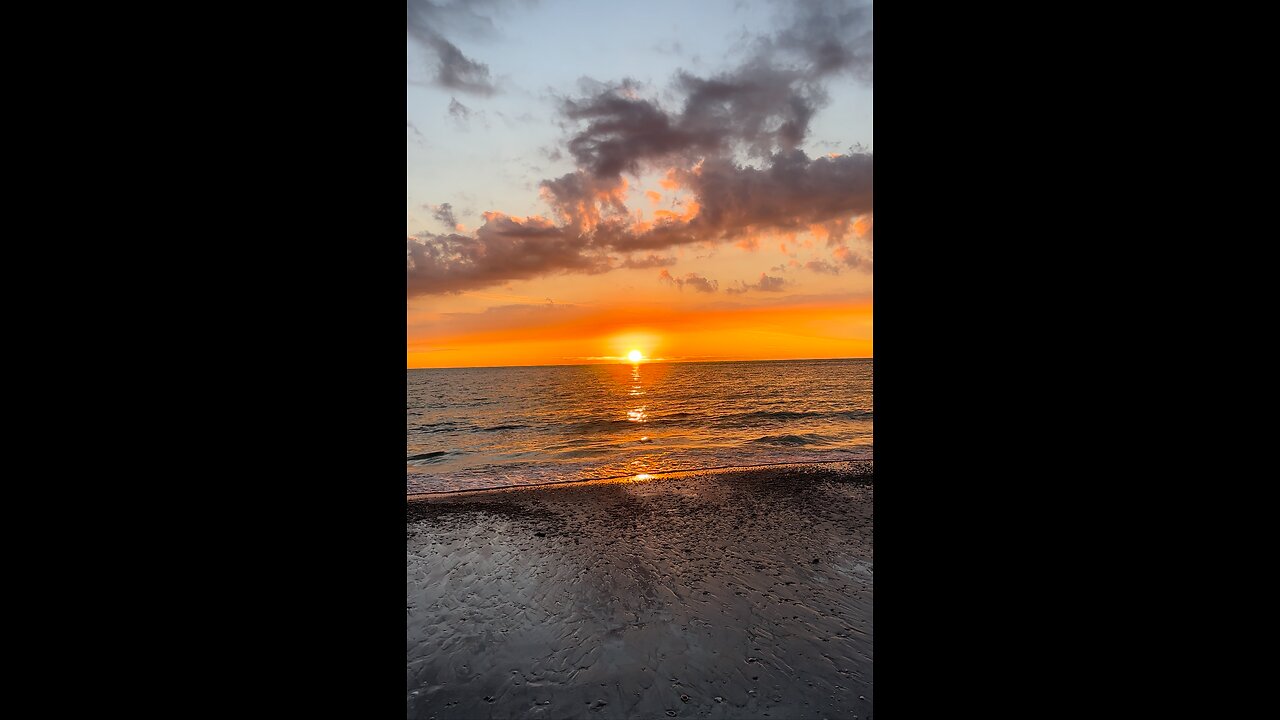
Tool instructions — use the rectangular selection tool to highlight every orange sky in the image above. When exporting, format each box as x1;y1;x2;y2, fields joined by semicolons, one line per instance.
404;301;875;363
408;296;871;367
407;1;872;368
408;215;873;368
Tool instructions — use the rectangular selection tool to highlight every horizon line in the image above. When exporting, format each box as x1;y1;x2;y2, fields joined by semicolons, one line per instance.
407;356;873;371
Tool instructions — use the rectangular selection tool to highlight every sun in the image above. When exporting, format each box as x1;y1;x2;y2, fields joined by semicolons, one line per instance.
627;349;643;363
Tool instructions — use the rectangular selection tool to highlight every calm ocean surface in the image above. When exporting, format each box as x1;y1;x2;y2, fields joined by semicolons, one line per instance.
407;358;872;494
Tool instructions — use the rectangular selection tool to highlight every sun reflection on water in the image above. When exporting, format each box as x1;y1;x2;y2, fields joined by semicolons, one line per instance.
627;363;648;421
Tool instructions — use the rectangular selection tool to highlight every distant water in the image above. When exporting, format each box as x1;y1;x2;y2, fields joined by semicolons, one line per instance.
407;358;872;493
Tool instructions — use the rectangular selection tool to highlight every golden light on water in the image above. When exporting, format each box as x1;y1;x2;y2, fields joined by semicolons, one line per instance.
627;349;643;362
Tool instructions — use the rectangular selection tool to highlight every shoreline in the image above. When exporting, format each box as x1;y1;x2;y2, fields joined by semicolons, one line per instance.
407;461;873;719
407;458;872;501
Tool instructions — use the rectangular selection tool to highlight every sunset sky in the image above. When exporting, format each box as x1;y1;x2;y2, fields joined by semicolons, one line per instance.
407;0;872;368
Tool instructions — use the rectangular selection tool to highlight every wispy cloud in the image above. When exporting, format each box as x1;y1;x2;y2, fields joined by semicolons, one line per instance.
658;269;719;293
726;273;787;294
406;0;508;95
620;254;676;269
429;202;458;229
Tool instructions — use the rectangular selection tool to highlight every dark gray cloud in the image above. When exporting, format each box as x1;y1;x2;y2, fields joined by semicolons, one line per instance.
558;0;871;179
408;215;612;295
620;254;676;269
726;273;787;294
430;203;457;229
773;0;873;82
673;150;872;241
658;269;719;293
561;87;721;178
408;0;873;296
406;0;505;95
433;38;495;94
805;259;841;274
529;148;871;258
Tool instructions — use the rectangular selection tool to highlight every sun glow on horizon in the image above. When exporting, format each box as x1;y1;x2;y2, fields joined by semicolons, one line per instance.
627;349;644;363
405;301;871;368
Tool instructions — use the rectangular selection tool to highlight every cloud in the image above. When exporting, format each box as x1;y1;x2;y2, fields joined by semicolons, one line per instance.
772;0;874;82
558;1;871;179
406;0;504;95
407;214;613;295
681;151;872;237
560;85;720;178
407;0;873;296
833;244;872;270
430;203;458;229
620;254;676;269
659;269;719;293
726;273;787;294
448;96;472;122
805;259;841;274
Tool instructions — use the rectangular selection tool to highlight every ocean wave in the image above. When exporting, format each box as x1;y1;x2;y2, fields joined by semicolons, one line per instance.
479;424;527;432
568;419;637;433
407;450;452;463
409;421;464;434
406;358;872;494
654;409;872;427
746;433;841;447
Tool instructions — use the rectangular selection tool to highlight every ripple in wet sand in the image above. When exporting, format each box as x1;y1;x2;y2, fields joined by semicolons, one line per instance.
407;461;873;719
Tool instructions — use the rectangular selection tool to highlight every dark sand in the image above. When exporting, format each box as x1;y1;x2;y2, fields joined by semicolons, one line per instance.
407;461;873;719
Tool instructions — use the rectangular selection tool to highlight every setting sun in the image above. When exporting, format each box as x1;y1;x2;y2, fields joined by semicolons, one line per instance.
407;1;875;713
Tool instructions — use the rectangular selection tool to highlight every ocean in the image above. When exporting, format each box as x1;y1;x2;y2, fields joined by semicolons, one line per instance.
406;358;872;494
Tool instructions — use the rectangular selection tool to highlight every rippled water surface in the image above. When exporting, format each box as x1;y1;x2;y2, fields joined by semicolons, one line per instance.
407;358;872;494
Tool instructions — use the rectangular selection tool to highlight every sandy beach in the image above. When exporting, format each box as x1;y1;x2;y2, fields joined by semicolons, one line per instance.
406;461;873;719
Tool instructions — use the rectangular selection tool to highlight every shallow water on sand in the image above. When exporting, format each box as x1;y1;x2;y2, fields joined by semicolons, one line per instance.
408;358;872;493
406;463;873;719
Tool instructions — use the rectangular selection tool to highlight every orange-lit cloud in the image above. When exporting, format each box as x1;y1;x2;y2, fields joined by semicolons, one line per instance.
653;200;700;223
409;58;873;297
853;213;872;238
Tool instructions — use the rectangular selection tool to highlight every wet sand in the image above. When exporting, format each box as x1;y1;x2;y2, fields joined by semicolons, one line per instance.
407;461;873;719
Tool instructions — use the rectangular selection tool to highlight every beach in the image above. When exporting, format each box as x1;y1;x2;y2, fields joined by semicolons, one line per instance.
406;460;873;719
